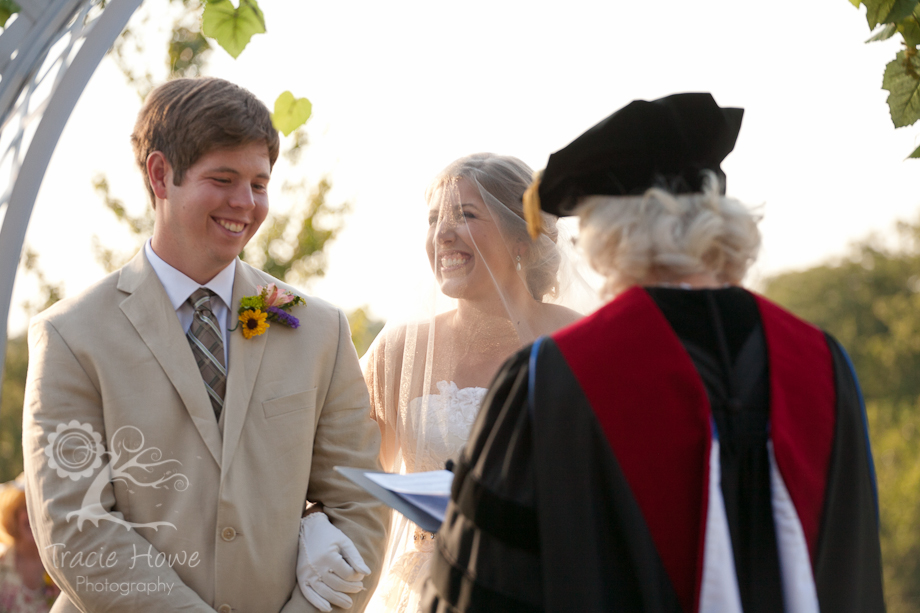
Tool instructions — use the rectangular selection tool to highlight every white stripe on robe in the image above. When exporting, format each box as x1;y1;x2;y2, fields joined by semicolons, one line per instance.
698;438;820;613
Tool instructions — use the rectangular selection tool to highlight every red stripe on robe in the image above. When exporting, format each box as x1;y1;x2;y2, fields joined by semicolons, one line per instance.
754;296;835;559
552;287;836;612
553;287;711;613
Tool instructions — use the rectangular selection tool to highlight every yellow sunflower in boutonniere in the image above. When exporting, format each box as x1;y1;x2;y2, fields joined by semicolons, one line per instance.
235;283;306;339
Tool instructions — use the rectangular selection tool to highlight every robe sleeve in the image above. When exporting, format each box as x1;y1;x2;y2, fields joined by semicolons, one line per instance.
812;333;885;611
421;346;545;612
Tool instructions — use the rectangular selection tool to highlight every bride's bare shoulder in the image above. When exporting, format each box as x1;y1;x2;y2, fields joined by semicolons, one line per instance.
537;302;583;333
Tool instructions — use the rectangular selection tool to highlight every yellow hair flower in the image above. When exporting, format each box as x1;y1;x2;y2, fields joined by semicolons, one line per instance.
239;309;269;339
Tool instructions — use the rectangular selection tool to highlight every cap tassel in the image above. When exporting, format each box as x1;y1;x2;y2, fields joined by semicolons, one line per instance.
523;174;543;239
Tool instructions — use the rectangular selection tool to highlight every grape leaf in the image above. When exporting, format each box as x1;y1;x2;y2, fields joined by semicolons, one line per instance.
883;50;920;127
865;0;919;28
271;92;312;137
201;0;265;59
908;142;920;158
867;23;899;41
850;0;862;6
898;6;920;46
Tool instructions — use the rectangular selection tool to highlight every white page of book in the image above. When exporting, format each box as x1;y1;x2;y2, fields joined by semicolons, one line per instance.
364;469;453;496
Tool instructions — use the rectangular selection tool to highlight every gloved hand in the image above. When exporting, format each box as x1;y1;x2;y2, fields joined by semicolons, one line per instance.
296;512;371;612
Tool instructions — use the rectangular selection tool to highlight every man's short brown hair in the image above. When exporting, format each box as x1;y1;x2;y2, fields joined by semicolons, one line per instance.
131;77;280;204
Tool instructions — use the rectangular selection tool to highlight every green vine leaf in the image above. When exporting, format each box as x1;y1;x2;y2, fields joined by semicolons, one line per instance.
867;23;899;41
898;7;920;46
883;49;920;127
865;0;920;28
908;142;920;157
201;0;266;59
0;0;20;28
271;92;312;137
850;0;862;6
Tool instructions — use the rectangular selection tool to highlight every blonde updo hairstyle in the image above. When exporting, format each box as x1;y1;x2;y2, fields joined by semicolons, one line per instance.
428;153;562;301
576;172;761;297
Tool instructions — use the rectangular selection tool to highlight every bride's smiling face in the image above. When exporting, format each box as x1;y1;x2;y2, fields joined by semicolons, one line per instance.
426;177;518;301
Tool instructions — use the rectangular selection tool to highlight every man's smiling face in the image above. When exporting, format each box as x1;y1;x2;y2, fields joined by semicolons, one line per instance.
150;141;271;284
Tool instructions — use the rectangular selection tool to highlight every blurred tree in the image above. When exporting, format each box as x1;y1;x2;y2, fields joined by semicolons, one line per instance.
0;334;26;482
763;216;920;612
19;248;65;317
241;133;350;290
1;249;63;482
764;221;920;401
866;397;920;612
90;174;155;272
348;307;385;359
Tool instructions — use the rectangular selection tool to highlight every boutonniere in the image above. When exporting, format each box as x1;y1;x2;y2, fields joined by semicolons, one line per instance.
235;283;306;339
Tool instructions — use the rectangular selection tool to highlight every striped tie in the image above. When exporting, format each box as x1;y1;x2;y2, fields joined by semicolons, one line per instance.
186;288;226;420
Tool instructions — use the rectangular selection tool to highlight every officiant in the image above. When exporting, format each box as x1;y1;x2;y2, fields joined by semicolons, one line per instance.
421;93;885;612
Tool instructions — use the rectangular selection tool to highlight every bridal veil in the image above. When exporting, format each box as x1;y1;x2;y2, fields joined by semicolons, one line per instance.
362;153;599;612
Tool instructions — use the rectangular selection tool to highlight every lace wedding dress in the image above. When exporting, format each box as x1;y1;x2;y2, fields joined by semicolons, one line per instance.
367;381;487;613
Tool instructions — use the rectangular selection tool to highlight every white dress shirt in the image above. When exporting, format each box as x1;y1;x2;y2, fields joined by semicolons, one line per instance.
144;239;235;367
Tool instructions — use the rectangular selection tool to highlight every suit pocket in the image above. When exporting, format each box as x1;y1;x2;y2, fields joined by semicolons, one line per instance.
262;388;316;419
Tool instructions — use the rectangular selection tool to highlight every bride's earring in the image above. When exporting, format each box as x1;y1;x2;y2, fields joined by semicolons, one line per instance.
515;255;522;271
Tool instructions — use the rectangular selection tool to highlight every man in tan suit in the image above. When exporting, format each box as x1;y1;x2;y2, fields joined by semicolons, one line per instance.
22;78;387;612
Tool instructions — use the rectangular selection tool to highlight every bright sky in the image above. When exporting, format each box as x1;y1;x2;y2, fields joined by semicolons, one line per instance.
8;0;920;335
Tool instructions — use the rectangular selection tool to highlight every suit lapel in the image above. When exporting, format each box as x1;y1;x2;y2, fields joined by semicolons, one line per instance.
117;251;223;467
221;260;267;474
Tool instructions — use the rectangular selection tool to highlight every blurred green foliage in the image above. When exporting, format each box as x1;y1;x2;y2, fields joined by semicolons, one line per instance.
0;0;19;28
348;307;385;359
0;335;26;482
0;248;61;482
763;217;920;612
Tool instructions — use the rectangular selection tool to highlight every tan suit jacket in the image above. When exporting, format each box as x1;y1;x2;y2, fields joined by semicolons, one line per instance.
22;251;387;612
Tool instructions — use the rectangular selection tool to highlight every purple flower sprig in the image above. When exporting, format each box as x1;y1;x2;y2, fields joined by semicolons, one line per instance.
267;306;300;329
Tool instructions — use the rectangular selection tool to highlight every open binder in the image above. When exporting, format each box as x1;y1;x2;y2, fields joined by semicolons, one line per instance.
335;467;453;533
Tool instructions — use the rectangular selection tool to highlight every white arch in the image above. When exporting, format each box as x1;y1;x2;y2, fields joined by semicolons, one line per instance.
0;0;143;379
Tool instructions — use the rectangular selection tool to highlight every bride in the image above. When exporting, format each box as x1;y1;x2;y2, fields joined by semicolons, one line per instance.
363;153;596;612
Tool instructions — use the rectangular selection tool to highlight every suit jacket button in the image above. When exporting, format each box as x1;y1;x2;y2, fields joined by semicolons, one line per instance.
221;527;237;541
217;604;232;613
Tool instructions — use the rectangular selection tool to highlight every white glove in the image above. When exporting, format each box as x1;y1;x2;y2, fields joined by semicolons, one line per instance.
297;512;371;612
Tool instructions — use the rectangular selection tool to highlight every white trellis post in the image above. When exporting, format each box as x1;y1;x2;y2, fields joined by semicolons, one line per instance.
0;0;143;381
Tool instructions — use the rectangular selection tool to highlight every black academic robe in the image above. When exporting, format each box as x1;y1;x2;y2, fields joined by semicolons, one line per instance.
421;286;884;613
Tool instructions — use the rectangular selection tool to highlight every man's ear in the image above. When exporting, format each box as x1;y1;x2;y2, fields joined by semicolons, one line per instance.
146;151;171;200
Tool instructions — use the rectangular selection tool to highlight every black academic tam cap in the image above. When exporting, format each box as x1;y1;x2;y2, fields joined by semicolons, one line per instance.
524;93;743;237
